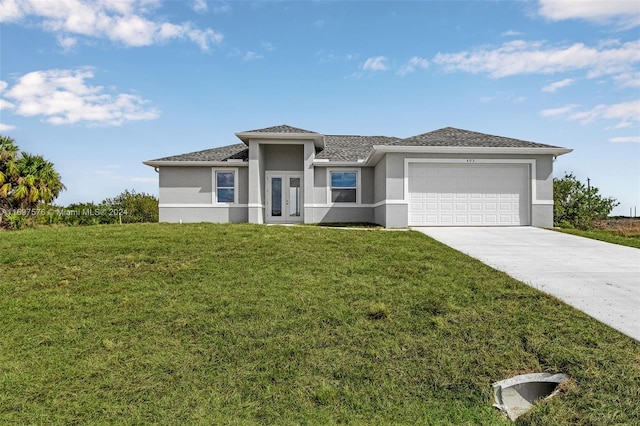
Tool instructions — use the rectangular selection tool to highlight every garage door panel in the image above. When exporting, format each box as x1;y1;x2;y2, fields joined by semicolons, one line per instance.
408;163;529;226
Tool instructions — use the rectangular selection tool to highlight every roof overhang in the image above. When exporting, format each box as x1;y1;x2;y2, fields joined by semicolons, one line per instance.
313;160;366;167
143;160;248;167
365;145;573;166
235;131;325;149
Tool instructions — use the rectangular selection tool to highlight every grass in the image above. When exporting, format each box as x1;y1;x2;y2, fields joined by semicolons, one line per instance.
1;224;639;425
554;218;640;249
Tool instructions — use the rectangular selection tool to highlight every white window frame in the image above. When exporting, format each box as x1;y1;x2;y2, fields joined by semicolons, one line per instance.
327;168;361;205
213;168;238;204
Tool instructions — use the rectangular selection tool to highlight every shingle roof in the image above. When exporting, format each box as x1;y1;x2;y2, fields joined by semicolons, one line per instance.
149;143;248;162
241;124;318;134
147;126;565;164
317;135;401;161
396;127;564;148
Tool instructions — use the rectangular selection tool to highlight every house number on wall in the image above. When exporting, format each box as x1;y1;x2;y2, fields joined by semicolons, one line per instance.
466;159;475;163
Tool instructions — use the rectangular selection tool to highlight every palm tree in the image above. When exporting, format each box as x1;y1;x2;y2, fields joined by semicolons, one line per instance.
0;135;20;211
0;135;65;225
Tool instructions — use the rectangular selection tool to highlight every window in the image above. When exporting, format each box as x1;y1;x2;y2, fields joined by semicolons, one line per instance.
330;170;358;203
215;170;236;203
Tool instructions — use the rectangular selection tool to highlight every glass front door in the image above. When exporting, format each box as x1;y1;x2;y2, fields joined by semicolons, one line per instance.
266;173;303;223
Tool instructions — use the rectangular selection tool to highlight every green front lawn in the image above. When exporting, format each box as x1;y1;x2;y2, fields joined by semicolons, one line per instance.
554;227;640;249
1;224;638;424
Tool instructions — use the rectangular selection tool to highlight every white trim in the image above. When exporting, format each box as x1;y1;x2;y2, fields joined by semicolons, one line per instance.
160;203;248;208
248;203;265;208
372;199;407;208
327;168;361;205
213;168;239;205
308;203;373;208
373;145;572;156
533;200;554;205
366;145;572;167
314;161;367;167
306;200;407;208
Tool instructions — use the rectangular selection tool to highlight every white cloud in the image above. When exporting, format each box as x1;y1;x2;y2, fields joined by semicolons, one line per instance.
0;0;22;21
1;68;160;126
127;176;158;183
56;34;77;50
542;78;575;92
186;28;223;51
433;39;640;88
192;0;207;13
262;41;274;52
0;123;16;132
542;100;640;128
481;91;527;104
502;30;523;37
540;104;580;117
210;1;231;14
243;51;263;61
0;99;15;110
317;50;358;64
610;136;640;143
614;70;640;88
538;0;640;28
0;0;223;50
397;57;429;76
362;56;389;71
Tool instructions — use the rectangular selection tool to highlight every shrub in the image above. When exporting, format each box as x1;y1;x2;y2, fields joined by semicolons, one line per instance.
554;173;619;230
103;189;158;223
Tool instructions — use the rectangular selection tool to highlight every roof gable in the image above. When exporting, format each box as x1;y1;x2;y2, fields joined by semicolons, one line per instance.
240;124;318;134
398;127;564;149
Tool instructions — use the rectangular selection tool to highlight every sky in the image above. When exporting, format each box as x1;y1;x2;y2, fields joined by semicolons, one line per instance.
1;0;638;216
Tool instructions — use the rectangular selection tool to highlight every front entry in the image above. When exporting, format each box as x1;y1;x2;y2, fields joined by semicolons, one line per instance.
266;172;303;223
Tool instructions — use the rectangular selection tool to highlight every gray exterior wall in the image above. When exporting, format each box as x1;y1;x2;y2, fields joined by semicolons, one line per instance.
156;150;556;228
264;144;303;171
159;206;248;223
158;166;248;223
309;166;376;224
159;167;212;204
309;206;374;224
380;152;556;228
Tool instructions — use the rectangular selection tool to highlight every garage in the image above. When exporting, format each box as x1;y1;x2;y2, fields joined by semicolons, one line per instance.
407;162;530;226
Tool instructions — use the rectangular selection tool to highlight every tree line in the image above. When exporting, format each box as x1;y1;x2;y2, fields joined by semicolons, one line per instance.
1;135;157;230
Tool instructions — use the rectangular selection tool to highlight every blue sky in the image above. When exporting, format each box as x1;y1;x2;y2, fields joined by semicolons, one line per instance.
1;0;638;216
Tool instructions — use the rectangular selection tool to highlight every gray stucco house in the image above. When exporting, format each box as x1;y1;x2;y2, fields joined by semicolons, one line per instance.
143;125;571;228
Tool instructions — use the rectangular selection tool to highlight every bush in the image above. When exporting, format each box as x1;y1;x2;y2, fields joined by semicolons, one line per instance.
103;190;158;224
554;173;619;230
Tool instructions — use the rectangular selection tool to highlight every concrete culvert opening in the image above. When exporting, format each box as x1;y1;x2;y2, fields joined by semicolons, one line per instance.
492;373;569;421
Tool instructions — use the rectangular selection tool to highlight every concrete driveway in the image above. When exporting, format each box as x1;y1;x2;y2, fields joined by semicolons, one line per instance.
414;227;640;341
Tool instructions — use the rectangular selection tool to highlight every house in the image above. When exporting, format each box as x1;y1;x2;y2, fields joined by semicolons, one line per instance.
143;125;572;228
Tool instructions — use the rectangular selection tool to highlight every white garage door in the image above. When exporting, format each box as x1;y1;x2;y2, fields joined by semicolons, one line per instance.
408;163;530;226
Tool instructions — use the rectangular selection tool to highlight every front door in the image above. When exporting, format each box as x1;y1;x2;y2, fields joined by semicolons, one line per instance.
266;172;303;223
